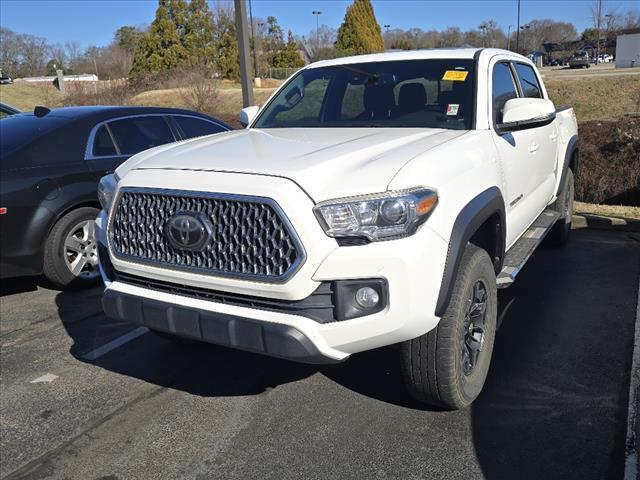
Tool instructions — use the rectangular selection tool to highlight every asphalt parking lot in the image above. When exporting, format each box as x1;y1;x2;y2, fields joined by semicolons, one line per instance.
1;228;639;480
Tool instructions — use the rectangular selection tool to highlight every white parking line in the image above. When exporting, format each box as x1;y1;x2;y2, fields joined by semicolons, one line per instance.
30;373;59;384
82;327;149;361
624;276;640;480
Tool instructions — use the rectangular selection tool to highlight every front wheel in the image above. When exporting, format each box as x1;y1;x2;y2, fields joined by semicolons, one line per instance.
43;207;101;289
400;244;497;409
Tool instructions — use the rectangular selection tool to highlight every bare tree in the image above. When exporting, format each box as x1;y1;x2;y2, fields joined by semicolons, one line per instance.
590;0;604;62
65;41;82;67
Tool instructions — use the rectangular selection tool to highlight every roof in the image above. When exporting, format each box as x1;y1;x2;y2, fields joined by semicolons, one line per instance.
307;48;529;69
32;105;213;119
9;105;231;130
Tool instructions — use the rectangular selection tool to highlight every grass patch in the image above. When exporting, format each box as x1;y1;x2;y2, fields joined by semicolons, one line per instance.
0;82;63;111
575;201;640;220
545;75;640;121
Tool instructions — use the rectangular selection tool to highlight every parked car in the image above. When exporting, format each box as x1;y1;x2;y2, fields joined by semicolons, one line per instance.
97;48;578;409
569;51;590;68
598;54;613;63
0;106;231;288
0;102;21;118
0;76;12;85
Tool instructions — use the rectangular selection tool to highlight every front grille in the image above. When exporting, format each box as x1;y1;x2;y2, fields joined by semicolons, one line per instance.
108;188;304;282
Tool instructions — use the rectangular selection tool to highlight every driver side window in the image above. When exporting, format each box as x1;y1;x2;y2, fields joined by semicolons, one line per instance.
492;62;519;125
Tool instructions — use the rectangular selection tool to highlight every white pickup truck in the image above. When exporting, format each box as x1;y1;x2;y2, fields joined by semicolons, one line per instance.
96;48;578;409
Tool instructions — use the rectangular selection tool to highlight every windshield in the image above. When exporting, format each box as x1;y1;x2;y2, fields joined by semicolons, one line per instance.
253;59;475;130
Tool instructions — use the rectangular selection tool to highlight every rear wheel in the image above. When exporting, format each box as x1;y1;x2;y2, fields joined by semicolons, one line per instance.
43;207;101;289
400;244;497;409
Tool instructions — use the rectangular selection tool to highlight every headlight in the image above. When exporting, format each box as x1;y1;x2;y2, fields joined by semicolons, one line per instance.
98;173;118;212
313;188;437;242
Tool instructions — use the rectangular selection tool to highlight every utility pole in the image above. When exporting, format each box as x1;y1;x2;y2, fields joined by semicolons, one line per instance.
507;25;512;50
312;10;322;55
234;0;254;107
595;0;603;64
516;0;521;52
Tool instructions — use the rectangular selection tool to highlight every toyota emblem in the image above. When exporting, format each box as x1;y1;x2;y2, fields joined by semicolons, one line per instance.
165;212;211;251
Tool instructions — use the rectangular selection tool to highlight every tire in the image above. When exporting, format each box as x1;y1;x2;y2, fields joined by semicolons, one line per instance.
43;207;101;289
400;244;497;409
547;169;574;246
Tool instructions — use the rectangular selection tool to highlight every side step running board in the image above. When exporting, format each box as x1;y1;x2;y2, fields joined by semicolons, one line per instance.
497;209;559;288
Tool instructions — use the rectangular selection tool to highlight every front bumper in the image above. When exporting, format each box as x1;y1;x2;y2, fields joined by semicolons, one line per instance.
95;170;450;362
102;288;339;364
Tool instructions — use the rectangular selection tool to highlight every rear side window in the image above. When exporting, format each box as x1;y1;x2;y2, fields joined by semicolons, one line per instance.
107;116;175;155
174;116;226;139
92;125;117;157
492;63;519;125
514;63;542;99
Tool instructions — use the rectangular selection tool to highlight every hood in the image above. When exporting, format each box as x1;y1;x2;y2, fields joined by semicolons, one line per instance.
119;128;468;202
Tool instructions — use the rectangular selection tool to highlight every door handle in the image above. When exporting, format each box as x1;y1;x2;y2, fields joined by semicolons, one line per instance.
529;142;539;153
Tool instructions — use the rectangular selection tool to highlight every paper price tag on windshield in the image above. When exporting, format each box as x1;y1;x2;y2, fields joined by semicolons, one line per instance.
442;70;468;81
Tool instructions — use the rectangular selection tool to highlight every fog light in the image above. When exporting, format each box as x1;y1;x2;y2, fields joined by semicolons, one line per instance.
355;287;380;309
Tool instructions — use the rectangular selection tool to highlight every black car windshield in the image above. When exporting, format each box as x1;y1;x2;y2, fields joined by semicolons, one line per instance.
0;113;72;159
253;59;475;130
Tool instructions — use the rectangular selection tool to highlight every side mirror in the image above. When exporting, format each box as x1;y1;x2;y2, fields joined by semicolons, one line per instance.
239;105;260;128
497;98;556;133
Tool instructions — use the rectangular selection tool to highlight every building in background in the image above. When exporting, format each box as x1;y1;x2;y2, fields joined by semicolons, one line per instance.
615;32;640;68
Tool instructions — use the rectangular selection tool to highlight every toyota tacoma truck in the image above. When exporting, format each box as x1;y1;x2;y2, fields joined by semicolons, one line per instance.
96;48;578;409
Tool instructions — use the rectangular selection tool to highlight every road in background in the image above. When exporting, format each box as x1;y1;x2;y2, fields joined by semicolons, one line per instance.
1;228;639;480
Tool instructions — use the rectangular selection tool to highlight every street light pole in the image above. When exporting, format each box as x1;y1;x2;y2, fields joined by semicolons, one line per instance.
479;23;487;48
507;25;512;50
516;0;521;52
312;11;322;55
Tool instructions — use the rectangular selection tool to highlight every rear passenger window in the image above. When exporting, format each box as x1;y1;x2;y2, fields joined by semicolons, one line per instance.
514;63;542;99
174;116;226;139
92;125;117;157
492;63;519;125
107;116;175;155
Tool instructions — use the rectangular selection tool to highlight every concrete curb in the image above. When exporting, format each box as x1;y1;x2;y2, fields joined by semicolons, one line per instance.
572;214;640;232
624;277;640;480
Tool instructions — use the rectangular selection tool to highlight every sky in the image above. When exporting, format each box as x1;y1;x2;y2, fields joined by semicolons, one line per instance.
0;0;636;49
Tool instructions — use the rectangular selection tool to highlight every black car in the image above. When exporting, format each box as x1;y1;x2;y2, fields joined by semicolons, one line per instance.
0;105;231;288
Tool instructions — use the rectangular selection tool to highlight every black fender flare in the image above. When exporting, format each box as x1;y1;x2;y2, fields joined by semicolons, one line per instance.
555;134;579;197
435;187;506;317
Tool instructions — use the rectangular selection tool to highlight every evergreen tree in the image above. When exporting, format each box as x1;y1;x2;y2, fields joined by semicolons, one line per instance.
262;19;304;69
130;0;188;77
212;4;239;80
184;0;215;68
334;0;384;56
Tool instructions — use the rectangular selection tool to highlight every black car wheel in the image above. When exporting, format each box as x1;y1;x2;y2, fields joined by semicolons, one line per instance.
43;207;101;289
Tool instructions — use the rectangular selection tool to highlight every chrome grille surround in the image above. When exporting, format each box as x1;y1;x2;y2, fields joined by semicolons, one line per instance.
107;187;306;283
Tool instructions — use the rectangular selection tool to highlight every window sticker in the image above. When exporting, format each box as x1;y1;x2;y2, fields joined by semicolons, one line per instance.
446;104;460;116
442;70;469;81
